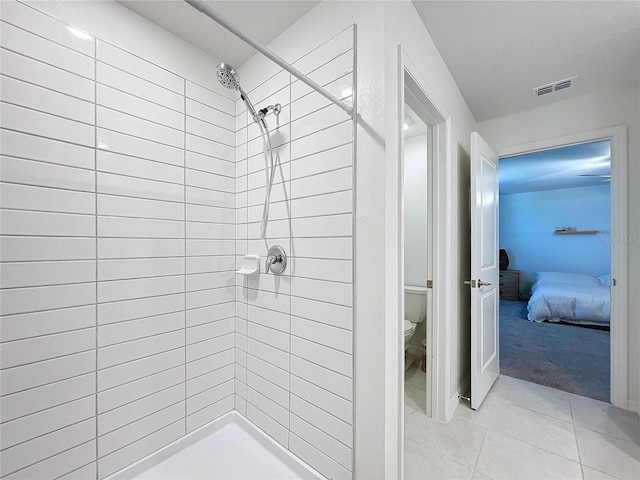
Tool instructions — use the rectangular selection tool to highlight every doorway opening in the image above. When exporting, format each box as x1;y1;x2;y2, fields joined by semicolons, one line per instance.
403;101;431;414
398;55;451;428
468;125;628;411
498;139;612;402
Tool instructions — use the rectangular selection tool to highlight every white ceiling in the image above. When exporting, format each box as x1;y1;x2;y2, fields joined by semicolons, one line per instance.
412;1;640;121
118;0;320;67
499;140;611;195
119;1;639;122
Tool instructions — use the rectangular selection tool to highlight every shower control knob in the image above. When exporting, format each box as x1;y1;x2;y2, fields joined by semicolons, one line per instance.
265;245;287;274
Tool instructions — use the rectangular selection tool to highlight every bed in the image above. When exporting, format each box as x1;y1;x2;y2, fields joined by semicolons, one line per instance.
527;272;611;326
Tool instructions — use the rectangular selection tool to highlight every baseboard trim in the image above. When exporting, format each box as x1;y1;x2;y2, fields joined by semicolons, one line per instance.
446;372;471;422
628;398;639;415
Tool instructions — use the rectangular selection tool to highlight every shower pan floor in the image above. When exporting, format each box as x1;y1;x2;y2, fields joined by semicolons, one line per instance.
112;412;322;480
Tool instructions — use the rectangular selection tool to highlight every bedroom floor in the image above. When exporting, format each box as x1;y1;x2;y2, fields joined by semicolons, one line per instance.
499;299;610;402
404;371;640;480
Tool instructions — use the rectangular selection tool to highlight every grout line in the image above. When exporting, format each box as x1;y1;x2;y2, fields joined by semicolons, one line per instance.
186;392;235;418
53;459;96;480
1;99;95;128
1;72;95;103
290;411;353;451
2;436;96;479
0;412;94;454
183;77;188;433
472;427;488;474
97;81;184;115
96;103;185;135
289;369;352;402
1;153;94;173
96;345;186;373
0;19;94;60
187;359;235;383
290;392;352;431
0;44;95;81
97;360;185;396
569;402;587;480
98;414;185;460
98;326;187;350
291;70;353;106
0;126;94;151
0;391;96;425
184;378;235;404
1;368;95;398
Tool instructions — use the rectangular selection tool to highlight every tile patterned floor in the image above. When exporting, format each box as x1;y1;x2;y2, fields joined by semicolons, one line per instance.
404;365;640;480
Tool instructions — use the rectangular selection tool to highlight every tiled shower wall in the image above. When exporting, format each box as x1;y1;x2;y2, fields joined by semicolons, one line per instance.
0;1;236;478
234;27;355;480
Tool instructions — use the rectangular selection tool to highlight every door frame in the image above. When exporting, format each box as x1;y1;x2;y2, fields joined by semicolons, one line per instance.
396;48;452;449
498;125;628;409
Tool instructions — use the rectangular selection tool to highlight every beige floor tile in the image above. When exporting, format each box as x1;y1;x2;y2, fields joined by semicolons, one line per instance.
570;395;640;445
471;472;494;480
405;437;474;480
405;363;427;414
405;409;487;468
581;466;620;480
458;392;579;462
576;426;640;480
495;374;573;423
475;430;583;480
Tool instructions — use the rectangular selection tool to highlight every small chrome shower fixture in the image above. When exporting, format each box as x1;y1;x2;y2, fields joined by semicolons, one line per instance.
215;63;280;124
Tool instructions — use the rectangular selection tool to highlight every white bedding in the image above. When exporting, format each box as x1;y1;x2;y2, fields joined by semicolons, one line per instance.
527;281;611;326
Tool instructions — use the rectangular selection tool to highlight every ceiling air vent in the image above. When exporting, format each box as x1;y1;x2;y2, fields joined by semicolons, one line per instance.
533;76;577;97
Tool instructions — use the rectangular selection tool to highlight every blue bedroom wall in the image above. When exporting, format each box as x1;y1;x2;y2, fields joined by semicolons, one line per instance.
500;184;611;296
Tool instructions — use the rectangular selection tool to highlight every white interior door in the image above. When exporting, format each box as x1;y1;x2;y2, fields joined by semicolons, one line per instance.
470;131;500;410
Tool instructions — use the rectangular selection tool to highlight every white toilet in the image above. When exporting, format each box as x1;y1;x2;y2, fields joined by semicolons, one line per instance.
404;285;427;349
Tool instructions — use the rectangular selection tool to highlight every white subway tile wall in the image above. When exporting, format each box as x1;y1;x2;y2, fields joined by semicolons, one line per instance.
1;2;355;479
0;1;235;478
235;26;354;480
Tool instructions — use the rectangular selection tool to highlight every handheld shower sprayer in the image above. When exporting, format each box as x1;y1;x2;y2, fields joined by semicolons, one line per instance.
216;63;260;123
215;63;280;239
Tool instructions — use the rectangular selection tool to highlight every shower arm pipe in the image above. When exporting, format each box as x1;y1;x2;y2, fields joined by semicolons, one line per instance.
184;0;354;118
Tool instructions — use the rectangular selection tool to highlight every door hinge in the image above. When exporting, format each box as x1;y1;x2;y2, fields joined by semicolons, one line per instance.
426;280;433;288
613;278;617;286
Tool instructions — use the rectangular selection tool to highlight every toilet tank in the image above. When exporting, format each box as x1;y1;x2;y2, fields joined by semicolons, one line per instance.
405;285;427;323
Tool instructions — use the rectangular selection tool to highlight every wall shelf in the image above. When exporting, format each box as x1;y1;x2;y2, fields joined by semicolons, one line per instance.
554;229;598;235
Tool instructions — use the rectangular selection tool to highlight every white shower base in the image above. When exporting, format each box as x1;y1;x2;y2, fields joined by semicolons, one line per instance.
107;412;324;480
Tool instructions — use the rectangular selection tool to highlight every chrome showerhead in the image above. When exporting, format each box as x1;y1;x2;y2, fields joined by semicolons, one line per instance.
216;63;240;90
216;62;260;123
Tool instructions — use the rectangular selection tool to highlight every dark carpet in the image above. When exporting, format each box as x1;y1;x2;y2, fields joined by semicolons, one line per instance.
499;299;610;402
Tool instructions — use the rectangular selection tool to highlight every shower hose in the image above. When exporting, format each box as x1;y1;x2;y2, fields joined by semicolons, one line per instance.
258;119;276;239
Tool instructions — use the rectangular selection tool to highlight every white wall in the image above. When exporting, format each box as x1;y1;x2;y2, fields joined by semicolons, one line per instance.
234;27;355;480
404;134;428;288
500;184;611;295
0;1;237;478
477;84;640;409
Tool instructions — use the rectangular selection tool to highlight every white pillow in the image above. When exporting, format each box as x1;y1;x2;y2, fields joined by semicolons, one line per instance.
598;274;611;287
535;272;601;286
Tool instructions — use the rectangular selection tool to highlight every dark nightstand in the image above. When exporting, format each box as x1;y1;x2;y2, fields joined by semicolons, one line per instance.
499;270;519;300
